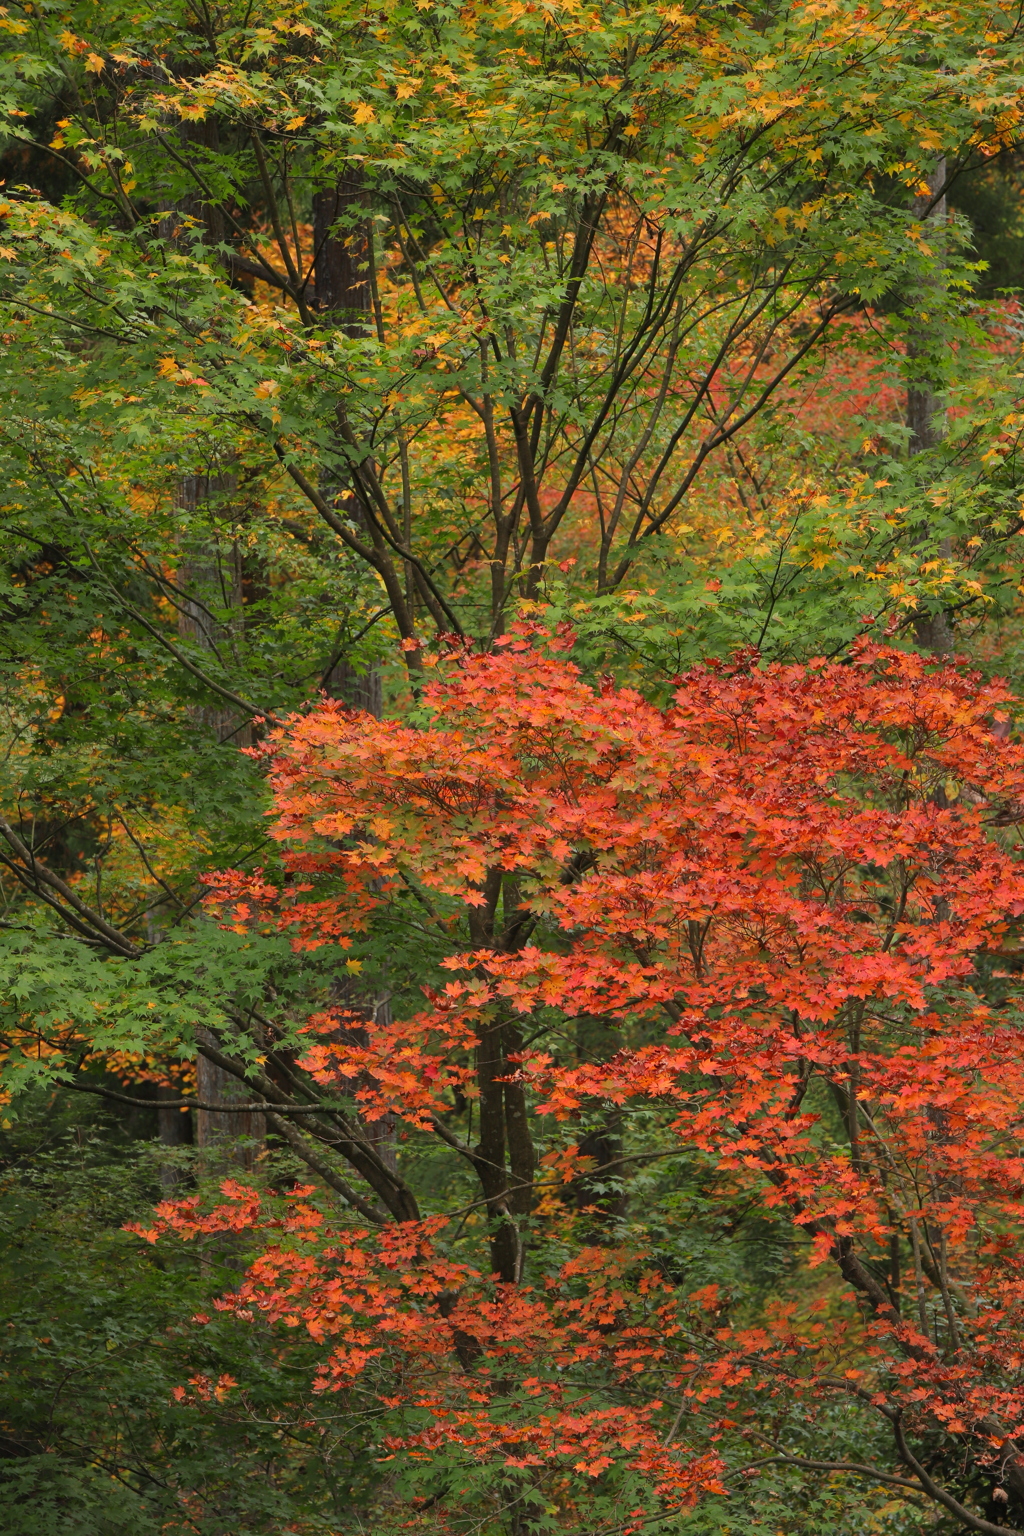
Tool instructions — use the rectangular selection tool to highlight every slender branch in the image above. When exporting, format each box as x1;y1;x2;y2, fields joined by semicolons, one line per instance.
114;814;188;912
74;539;287;726
892;1417;1023;1536
196;1037;420;1220
739;1455;925;1495
226;250;293;293
69;1080;363;1115
265;1110;388;1224
276;451;420;648
0;817;139;956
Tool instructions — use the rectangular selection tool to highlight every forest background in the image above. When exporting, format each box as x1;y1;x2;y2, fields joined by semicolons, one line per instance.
6;0;1024;1533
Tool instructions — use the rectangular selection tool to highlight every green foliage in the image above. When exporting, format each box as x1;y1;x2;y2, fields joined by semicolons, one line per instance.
0;1099;388;1534
950;152;1024;298
0;0;1022;1528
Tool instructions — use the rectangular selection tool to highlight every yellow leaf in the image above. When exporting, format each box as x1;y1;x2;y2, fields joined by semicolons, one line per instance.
254;379;280;398
395;78;421;99
285;115;307;131
353;102;376;125
85;52;105;73
622;124;640;137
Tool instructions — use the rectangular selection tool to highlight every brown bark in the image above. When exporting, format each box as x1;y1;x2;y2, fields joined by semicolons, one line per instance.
196;1037;418;1219
315;173;388;711
907;160;947;457
313;179;371;333
195;1028;266;1176
174;476;265;1163
502;1022;535;1219
175;474;251;743
324;659;383;718
907;158;954;656
157;120;227;249
474;1018;522;1284
155;1083;190;1195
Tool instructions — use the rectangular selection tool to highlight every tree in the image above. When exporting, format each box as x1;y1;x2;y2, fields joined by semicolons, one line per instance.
0;1103;382;1535
3;0;1024;1527
0;0;1021;660
133;628;1024;1534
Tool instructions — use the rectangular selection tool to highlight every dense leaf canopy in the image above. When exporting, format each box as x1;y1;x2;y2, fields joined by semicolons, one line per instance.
4;0;1024;1530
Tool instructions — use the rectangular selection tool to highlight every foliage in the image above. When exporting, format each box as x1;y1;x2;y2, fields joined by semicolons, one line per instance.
0;1096;391;1533
129;630;1024;1532
2;0;1024;1529
0;0;1022;667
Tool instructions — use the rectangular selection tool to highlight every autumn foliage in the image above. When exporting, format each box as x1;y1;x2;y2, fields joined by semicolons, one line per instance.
131;630;1024;1529
7;0;1024;1520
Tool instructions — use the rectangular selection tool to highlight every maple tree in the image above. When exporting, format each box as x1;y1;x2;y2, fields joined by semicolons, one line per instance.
0;0;1021;1008
3;0;1024;1527
0;1127;379;1535
1;0;1023;666
126;627;1024;1533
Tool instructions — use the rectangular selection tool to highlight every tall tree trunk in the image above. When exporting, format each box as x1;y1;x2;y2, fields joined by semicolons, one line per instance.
314;174;398;1171
157;120;226;248
908;158;954;655
175;480;265;1164
177;521;266;1165
175;474;250;744
568;1016;625;1231
156;1083;191;1195
314;176;389;709
907;160;947;457
158;127;267;1170
195;1029;266;1177
313;178;371;333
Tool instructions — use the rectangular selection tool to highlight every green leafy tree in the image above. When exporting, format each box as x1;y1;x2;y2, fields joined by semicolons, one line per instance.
1;0;1024;1529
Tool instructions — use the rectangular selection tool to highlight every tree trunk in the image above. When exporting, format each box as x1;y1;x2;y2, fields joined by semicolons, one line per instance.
175;484;265;1164
314;173;390;710
158;139;268;1168
157;120;226;249
195;1035;266;1178
908;158;954;656
155;1083;191;1196
907;160;947;457
175;473;250;744
313;196;397;1167
313;179;371;332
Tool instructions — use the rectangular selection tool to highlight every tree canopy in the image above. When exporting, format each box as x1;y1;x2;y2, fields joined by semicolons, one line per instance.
5;0;1024;1530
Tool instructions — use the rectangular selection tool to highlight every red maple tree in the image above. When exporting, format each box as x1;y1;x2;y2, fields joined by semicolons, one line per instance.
139;629;1024;1533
